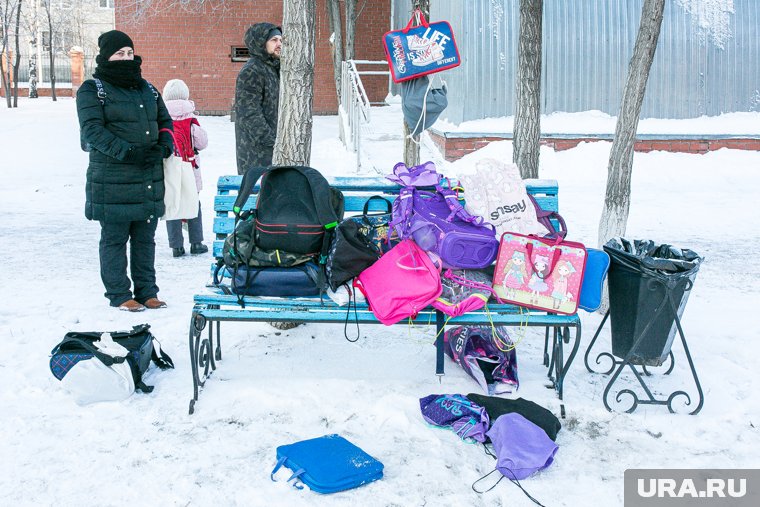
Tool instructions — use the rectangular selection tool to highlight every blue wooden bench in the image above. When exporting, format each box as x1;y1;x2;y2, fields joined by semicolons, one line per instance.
188;175;582;414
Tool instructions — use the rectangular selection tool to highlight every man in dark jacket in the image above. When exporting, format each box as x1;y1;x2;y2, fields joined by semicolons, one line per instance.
76;30;174;312
235;23;282;175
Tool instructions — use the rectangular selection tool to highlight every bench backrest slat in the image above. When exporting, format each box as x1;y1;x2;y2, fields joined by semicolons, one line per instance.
212;175;560;259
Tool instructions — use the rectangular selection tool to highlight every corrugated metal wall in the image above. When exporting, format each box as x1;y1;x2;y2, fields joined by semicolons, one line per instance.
391;0;758;123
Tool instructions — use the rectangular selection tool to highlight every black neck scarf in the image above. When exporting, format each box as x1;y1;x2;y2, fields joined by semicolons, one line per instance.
93;55;143;89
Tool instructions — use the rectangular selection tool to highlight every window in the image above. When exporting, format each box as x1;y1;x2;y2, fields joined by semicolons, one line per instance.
230;46;249;62
41;30;74;53
99;0;114;8
42;0;72;8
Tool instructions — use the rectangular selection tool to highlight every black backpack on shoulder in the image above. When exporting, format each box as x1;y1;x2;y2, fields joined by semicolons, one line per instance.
234;166;345;257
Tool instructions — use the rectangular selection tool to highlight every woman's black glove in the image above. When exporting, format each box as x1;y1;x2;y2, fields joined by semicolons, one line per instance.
124;145;148;164
157;130;174;158
144;145;168;167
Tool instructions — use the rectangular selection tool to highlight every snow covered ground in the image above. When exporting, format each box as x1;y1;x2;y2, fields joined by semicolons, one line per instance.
0;98;758;506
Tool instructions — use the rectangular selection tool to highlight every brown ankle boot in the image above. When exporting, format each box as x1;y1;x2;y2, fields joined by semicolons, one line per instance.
143;297;167;309
119;299;146;312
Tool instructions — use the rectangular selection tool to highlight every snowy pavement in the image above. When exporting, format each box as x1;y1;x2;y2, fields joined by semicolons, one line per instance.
0;98;758;506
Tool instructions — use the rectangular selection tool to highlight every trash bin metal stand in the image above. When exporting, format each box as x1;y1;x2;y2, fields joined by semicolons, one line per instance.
583;277;704;415
585;311;675;375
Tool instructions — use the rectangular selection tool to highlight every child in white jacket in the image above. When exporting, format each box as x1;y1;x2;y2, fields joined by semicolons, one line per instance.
162;79;209;257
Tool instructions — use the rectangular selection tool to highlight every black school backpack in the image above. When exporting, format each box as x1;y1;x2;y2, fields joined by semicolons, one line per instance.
221;216;314;269
233;166;345;258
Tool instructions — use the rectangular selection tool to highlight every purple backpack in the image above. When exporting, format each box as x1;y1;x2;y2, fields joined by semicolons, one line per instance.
391;185;498;269
419;393;490;442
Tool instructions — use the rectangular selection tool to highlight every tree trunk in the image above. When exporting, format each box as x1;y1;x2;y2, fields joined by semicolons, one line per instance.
270;0;316;331
1;3;11;108
44;6;56;101
28;47;38;99
403;123;420;167
11;0;21;107
273;0;315;166
598;0;665;247
344;0;356;61
513;0;543;179
326;0;343;103
402;0;429;168
1;56;10;108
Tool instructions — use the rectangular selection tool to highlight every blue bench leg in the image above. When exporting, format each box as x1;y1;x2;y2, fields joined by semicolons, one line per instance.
556;323;582;401
435;310;445;379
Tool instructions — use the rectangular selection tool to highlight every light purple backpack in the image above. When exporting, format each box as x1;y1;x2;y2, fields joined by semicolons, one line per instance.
385;161;441;187
390;185;499;269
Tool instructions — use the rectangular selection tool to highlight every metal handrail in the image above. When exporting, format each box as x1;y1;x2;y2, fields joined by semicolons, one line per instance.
338;60;390;167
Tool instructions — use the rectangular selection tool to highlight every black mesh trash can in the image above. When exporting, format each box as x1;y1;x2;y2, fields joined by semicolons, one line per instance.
603;239;702;366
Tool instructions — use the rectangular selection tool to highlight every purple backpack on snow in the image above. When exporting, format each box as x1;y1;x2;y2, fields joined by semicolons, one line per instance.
390;185;498;269
419;393;490;442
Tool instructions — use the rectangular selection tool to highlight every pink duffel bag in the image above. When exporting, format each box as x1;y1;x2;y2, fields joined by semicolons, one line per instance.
354;239;442;325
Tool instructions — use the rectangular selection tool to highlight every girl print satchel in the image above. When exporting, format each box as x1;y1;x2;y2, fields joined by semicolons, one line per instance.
492;233;588;315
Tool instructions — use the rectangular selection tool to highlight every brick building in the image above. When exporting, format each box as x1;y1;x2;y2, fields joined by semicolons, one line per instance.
116;1;391;115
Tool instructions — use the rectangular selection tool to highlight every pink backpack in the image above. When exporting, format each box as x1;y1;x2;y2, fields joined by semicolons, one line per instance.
354;240;442;325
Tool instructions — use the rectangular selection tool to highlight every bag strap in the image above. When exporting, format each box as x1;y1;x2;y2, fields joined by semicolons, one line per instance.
527;194;567;239
270;457;305;489
404;8;429;31
443;269;505;304
343;284;360;342
435;185;491;228
389;186;415;237
145;80;159;101
151;338;174;370
396;244;442;273
53;337;125;367
93;77;106;105
362;195;393;218
233;166;267;215
270;456;287;481
56;324;152;343
525;241;563;279
158;128;180;159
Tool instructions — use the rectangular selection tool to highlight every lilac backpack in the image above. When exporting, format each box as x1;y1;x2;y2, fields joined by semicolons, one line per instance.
385;161;441;187
391;185;499;269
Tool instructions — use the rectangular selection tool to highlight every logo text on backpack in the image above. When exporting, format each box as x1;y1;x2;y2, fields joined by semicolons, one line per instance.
490;199;527;220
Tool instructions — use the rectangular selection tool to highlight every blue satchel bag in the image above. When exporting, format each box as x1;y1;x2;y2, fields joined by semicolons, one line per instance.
383;9;460;83
578;248;611;312
214;262;321;297
271;434;384;494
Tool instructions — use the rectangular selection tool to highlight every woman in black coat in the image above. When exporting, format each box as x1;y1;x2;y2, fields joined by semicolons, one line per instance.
76;30;174;312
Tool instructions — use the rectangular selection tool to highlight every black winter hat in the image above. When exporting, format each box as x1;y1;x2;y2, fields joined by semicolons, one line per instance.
98;30;134;60
267;28;282;41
